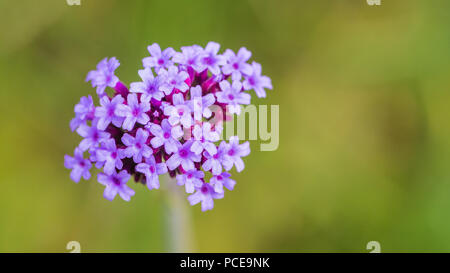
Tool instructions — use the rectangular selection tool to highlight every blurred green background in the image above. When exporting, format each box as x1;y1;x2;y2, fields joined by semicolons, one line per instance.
1;0;450;252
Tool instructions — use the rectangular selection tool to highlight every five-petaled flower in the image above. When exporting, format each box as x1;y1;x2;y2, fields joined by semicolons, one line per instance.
115;93;150;131
98;170;135;201
136;155;168;190
64;147;92;183
121;128;153;163
86;57;120;95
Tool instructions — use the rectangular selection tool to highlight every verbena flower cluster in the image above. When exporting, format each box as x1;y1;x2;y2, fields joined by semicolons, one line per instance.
64;42;272;211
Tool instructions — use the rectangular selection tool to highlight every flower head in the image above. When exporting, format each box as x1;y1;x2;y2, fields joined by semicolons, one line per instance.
66;42;272;210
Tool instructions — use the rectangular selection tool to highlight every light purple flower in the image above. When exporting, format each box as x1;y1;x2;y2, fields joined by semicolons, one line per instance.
209;172;236;194
76;121;110;151
129;68;165;102
222;47;253;81
98;170;135;201
172;45;203;71
94;95;125;130
95;138;124;175
159;66;189;94
142;43;175;71
188;85;215;120
166;140;201;171
198;42;226;75
225;136;250;172
202;141;233;175
163;93;192;128
243;61;272;98
64;147;92;183
216;80;251;115
121;128;153;163
86;57;120;95
135;155;167;190
149;119;183;154
70;95;95;131
115;93;150;131
188;183;224;211
190;122;220;156
176;170;204;194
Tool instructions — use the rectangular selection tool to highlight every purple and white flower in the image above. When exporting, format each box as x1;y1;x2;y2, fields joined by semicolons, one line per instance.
190;122;220;156
121;128;153;163
172;45;203;71
142;43;175;71
70;95;95;131
94;95;125;130
135;155;167;190
225;136;250;172
98;170;135;201
149;119;183;154
64;147;92;183
166;140;201;171
163;93;192;128
86;57;120;95
176;170;204;194
222;47;253;81
76;121;110;151
159;66;189;94
243;61;273;98
202;141;233;175
209;172;236;194
129;68;165;102
198;42;226;75
188;85;215;120
95;138;124;175
188;183;224;211
115;93;150;130
216;80;251;115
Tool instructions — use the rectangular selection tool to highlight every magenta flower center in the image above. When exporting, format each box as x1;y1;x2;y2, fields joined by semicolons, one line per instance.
201;184;209;194
179;149;188;158
163;132;171;139
112;177;121;185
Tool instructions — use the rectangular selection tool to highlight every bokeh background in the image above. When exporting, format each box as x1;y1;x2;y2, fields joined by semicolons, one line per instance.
1;0;450;252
